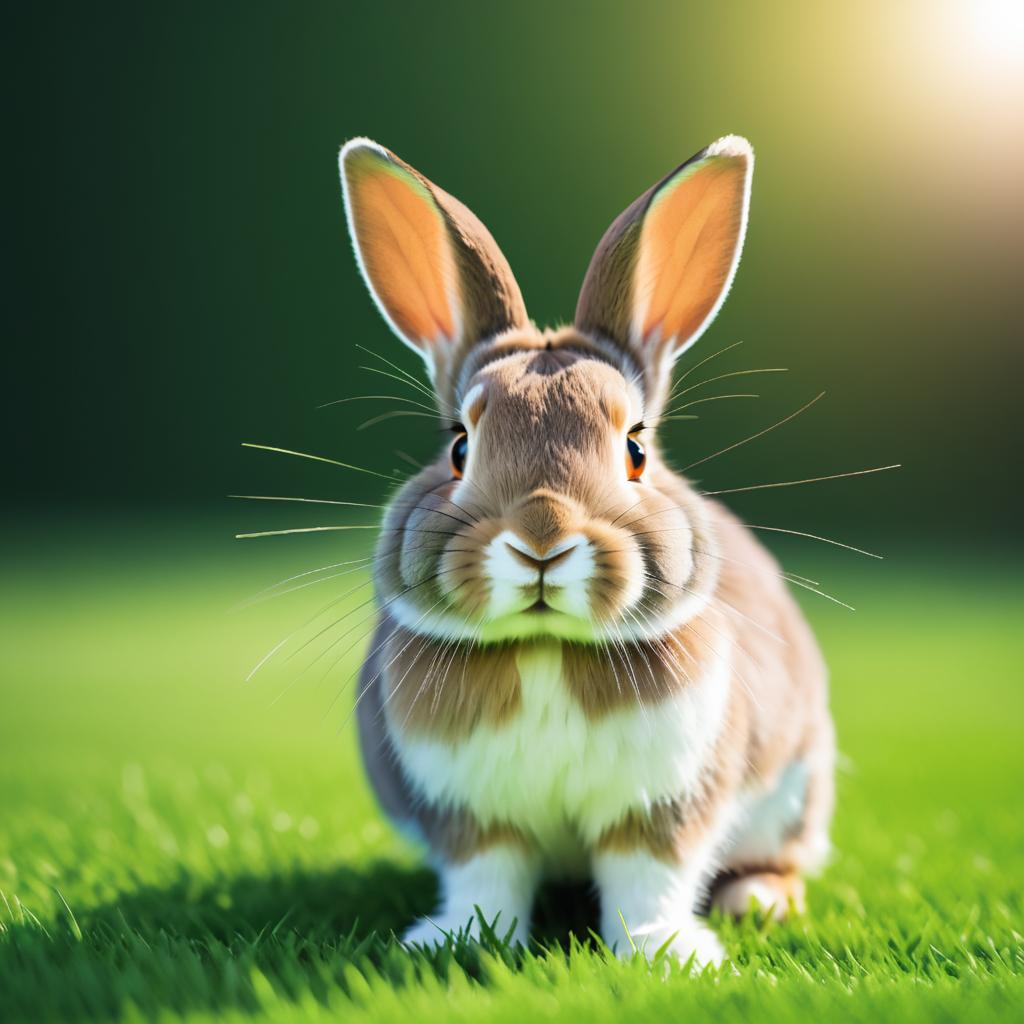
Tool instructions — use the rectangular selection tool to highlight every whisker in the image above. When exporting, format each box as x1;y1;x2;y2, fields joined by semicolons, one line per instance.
315;389;440;413
390;630;454;730
357;410;443;431
682;392;826;473
232;492;473;536
617;501;685;532
317;393;438;414
672;367;787;399
680;614;766;715
644;570;786;645
230;494;384;509
696;549;855;610
297;565;470;671
662;393;760;417
621;608;663;714
236;555;374;608
602;626;648;726
599;637;624;697
356;345;458;417
236;525;379;539
700;464;900;497
701;549;821;588
609;495;650;528
425;624;474;720
238;522;466;541
241;443;403;483
401;612;478;729
394;450;424;470
668;340;746;397
356;344;443;396
630;599;697;690
632;585;763;715
427;494;481;526
332;593;454;725
359;364;438;403
239;563;374;609
740;524;883;559
245;579;374;683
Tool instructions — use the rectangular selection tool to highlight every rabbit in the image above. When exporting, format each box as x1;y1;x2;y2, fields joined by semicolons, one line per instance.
337;134;834;968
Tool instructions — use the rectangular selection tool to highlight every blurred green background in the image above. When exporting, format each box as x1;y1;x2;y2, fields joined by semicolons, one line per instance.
3;2;1022;1021
7;0;1022;538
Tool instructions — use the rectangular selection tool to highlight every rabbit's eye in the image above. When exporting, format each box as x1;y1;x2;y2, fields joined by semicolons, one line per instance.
450;432;469;478
626;435;646;481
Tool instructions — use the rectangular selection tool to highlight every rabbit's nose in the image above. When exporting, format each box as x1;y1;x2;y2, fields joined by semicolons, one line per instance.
504;534;577;572
515;490;579;550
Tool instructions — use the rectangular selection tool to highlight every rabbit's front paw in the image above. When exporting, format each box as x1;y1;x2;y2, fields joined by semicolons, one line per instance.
613;919;726;970
403;910;528;949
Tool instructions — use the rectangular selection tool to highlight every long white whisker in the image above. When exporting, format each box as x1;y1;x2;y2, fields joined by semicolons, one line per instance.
334;595;453;726
662;393;760;417
643;570;786;645
668;340;745;399
241;565;374;609
235;555;374;609
672;366;787;399
682;392;826;473
317;393;438;414
741;524;883;559
700;464;900;497
241;442;403;482
230;494;385;510
357;410;444;431
236;525;379;539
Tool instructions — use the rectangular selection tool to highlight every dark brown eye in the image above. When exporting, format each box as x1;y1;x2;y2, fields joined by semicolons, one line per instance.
451;432;468;478
626;435;645;481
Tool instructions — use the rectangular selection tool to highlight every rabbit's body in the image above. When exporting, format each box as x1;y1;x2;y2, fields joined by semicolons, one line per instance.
339;139;835;965
359;522;830;869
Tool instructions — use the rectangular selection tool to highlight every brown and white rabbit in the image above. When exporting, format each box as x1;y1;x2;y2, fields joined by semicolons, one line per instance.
337;135;834;967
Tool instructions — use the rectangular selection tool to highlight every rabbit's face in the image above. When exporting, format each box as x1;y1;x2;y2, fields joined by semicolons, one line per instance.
341;134;752;644
376;329;717;644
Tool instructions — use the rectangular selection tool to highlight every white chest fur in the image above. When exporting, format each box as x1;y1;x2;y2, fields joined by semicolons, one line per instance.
389;642;732;866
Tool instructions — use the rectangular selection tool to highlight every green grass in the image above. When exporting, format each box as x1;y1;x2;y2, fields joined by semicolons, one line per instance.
1;523;1021;1022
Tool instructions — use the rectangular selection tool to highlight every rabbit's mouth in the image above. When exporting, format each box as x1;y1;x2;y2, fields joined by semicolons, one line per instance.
378;501;714;646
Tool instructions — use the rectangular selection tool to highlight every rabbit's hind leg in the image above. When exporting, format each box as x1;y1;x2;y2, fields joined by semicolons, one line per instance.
711;750;833;921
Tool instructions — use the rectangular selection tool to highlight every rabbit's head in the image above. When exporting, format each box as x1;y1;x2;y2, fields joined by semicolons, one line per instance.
340;136;752;644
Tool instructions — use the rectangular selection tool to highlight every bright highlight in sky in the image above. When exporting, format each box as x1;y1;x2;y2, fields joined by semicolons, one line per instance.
961;0;1024;69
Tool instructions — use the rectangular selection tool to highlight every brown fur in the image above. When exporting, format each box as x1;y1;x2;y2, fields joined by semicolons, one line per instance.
361;335;831;882
419;807;530;864
342;136;834;938
561;608;721;718
382;623;521;739
356;622;527;863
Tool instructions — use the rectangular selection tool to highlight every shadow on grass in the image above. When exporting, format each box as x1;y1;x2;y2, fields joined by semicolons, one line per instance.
0;860;600;1022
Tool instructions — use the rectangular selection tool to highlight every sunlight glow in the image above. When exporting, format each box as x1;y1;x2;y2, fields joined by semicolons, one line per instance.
962;0;1024;69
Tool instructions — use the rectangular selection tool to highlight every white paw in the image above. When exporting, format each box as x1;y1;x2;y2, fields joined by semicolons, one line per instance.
403;910;528;948
611;920;726;970
712;873;805;921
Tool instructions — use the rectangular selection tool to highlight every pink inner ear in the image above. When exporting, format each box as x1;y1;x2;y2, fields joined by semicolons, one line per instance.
347;155;458;347
634;157;748;349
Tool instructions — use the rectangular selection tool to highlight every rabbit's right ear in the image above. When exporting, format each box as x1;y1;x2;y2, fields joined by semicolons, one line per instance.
339;139;528;404
575;136;753;410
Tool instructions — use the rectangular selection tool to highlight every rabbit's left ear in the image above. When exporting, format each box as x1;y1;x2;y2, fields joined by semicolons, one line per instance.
575;136;752;405
339;139;528;404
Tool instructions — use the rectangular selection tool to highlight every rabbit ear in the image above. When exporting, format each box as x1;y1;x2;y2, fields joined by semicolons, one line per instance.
339;139;528;400
575;136;753;402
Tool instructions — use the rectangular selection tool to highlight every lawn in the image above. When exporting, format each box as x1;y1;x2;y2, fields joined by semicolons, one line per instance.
1;520;1021;1022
